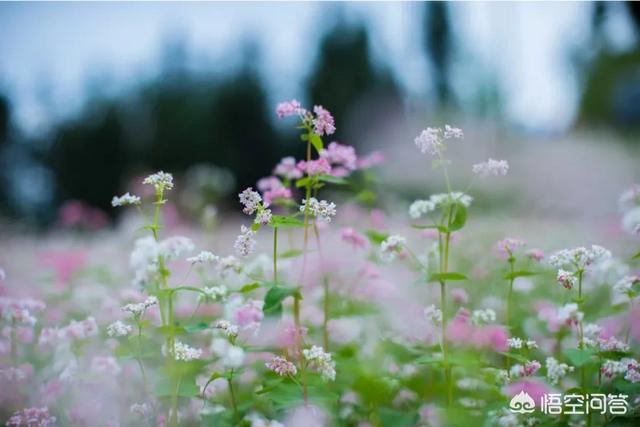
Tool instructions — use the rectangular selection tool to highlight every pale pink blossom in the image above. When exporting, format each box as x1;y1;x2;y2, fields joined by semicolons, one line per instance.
312;105;336;136
340;228;366;249
276;99;304;118
297;158;332;176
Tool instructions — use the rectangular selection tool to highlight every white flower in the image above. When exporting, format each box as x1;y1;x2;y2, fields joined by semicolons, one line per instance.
380;235;406;262
303;345;336;382
614;275;639;296
622;207;640;236
300;198;337;223
142;171;174;191
472;158;509;177
255;209;273;225
222;345;245;368
107;320;132;337
557;303;583;325
444;124;464;139
239;187;262;215
424;305;442;326
163;341;203;362
409;200;436;219
159;236;194;260
471;309;496;325
122;296;158;318
414;127;444;155
217;256;242;276
549;245;611;270
214;320;239;338
545;357;574;385
130;403;151;419
187;251;219;265
111;192;141;207
199;286;228;303
507;337;523;349
234;225;257;257
429;192;473;208
556;269;577;289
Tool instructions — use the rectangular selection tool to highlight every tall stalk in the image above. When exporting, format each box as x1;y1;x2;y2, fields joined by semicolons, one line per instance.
505;256;515;371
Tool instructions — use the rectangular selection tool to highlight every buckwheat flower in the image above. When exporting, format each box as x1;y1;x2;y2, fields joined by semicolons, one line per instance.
312;105;336;136
507;337;523;349
525;339;538;349
107;320;132;337
234;225;257;257
300;198;337;223
111;192;141;207
187;251;219;265
255;208;273;226
545;357;574;385
549;245;611;270
320;142;357;171
60;316;99;340
614;275;639;296
276;99;304;118
414;127;443;156
443;124;464;139
234;299;264;330
159;236;194;261
297;158;332;176
199;286;228;303
524;360;542;376
273;156;303;180
257;176;283;192
130;403;151;419
239;187;262;215
495;237;525;258
409;199;436;219
526;249;544;262
0;298;44;326
380;235;406;262
6;407;56;427
142;171;174;191
164;340;203;362
266;355;298;377
214;319;239;338
472;158;509;177
619;184;640;210
556;269;577;289
263;187;292;206
598;336;630;352
622;207;640;235
222;345;245;368
429;192;473;208
340;227;366;249
471;309;497;325
122;296;157;319
217;255;243;276
557;303;583;325
91;356;121;375
424;304;443;326
303;345;336;382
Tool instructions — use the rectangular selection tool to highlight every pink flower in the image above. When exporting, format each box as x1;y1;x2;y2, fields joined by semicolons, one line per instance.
7;407;56;427
495;237;525;259
473;325;508;352
526;249;544;262
273;156;303;180
263;187;292;206
341;228;366;249
276;99;304;118
257;176;283;192
58;200;108;230
234;300;264;330
297;158;332;176
320;142;357;171
504;380;550;408
370;209;386;230
451;288;469;305
357;151;384;169
41;250;86;285
312;105;336;136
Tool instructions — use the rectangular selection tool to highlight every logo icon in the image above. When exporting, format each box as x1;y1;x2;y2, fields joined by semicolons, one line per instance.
509;391;536;414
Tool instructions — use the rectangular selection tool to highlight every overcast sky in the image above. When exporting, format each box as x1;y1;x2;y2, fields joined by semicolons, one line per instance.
0;1;636;134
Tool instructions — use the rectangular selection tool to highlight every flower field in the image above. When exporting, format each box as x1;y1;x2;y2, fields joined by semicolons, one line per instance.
1;101;639;427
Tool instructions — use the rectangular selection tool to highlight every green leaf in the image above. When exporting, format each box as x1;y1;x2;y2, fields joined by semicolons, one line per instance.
428;272;467;282
354;190;376;205
310;134;323;152
156;325;188;336
411;224;447;232
632;250;640;260
251;222;261;232
154;377;200;398
263;286;300;316
446;200;467;231
365;230;389;245
378;407;418;427
184;322;209;334
269;215;305;229
278;249;304;259
503;271;538;280
295;177;310;188
564;348;595;367
238;282;261;293
499;352;530;363
317;174;348;185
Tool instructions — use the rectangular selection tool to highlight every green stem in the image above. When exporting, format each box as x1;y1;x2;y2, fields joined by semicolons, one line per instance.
228;371;239;422
576;270;591;427
441;230;452;407
136;323;149;393
169;373;182;427
273;226;278;283
293;295;308;405
506;257;515;371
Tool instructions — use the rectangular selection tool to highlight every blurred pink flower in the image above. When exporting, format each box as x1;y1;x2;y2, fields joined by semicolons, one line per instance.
451;288;469;305
297;158;331;176
504;379;551;408
312;105;336;136
40;250;86;285
58;200;108;230
357;151;384;169
234;299;264;330
263;187;292;206
341;228;366;249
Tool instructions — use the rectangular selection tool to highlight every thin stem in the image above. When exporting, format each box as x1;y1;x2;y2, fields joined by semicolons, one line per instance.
273;226;279;283
576;270;591;427
506;256;515;371
293;296;308;405
169;373;182;427
228;371;239;422
136;323;149;393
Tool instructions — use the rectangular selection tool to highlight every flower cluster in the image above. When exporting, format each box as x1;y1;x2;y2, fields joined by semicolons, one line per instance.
187;251;219;265
414;125;463;156
6;407;56;427
111;192;141;207
163;340;203;362
234;225;257;257
107;320;132;337
122;296;158;319
380;235;406;262
266;356;298;377
545;356;574;385
303;345;336;382
142;171;174;191
472;158;509;177
300;198;337;223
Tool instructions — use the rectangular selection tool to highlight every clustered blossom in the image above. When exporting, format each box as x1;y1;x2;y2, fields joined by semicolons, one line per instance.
217;255;243;277
424;304;443;326
408;200;436;219
0;297;45;326
187;251;219;265
303;345;336;382
601;358;640;383
407;193;473;220
59;316;99;341
130;403;151;419
300;198;337;223
6;407;56;427
546;356;574;385
142;171;174;191
239;188;263;215
215;320;239;338
164;340;203;362
106;320;132;337
273;156;303;180
234;299;264;330
320;142;357;174
297;158;332;176
199;286;228;303
507;337;538;350
276;99;304;118
340;228;366;249
495;237;525;258
556;269;577;290
614;275;639;297
234;225;257;257
255;209;273;226
129;235;194;288
266;356;298;377
557;303;583;326
472;158;509;178
549;245;612;271
111;192;141;207
312;105;336;136
526;248;545;262
470;309;497;325
122;296;158;318
597;336;630;352
380;235;406;262
510;360;541;378
414;125;463;156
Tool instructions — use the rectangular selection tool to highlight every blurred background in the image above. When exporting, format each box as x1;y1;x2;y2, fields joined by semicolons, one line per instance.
0;1;639;229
